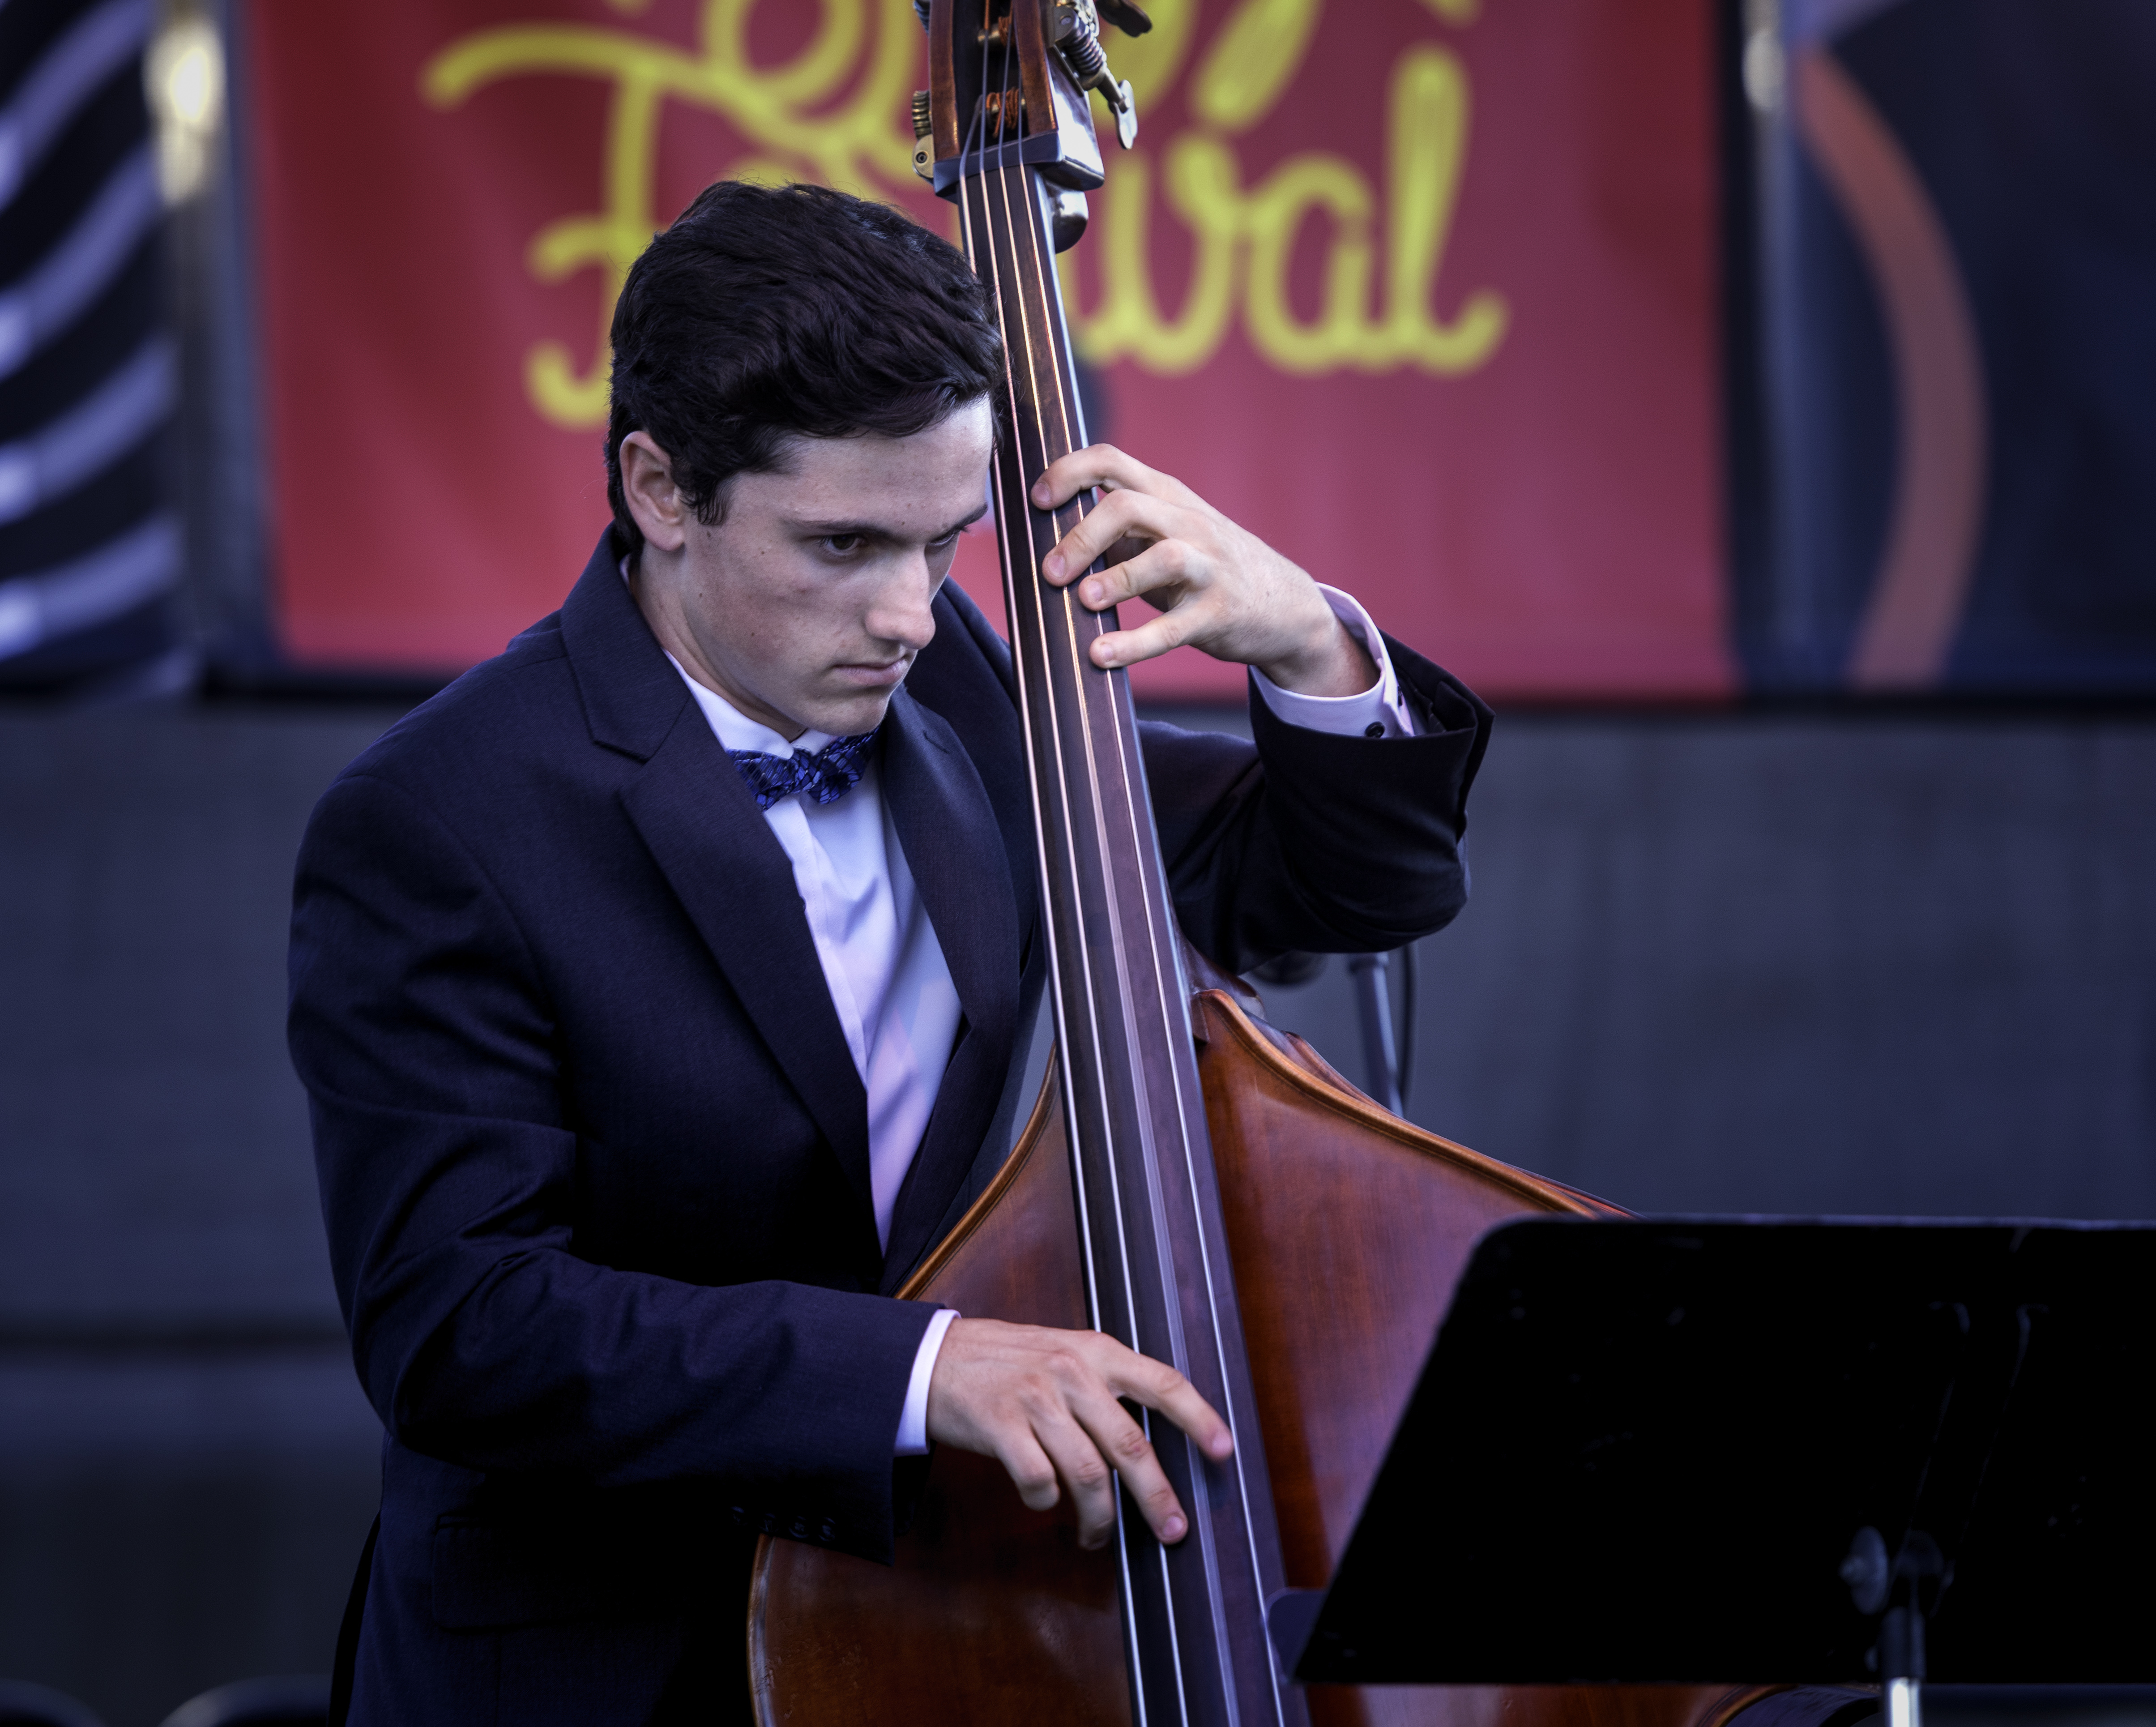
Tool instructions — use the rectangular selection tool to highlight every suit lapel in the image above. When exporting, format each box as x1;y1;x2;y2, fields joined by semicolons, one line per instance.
876;687;1023;1288
878;687;1017;1054
561;536;875;1228
619;722;876;1223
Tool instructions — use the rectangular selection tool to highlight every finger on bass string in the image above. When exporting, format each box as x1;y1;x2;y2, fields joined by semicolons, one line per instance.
1091;1334;1234;1463
1067;1389;1188;1548
1040;486;1185;585
1030;442;1201;515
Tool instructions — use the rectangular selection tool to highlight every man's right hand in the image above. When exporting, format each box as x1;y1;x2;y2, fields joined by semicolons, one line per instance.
924;1317;1234;1551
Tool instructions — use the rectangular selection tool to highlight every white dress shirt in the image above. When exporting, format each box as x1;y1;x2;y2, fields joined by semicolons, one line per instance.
670;584;1418;1454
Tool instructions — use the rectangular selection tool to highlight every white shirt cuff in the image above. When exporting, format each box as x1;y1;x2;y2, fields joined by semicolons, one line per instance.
1250;585;1420;740
894;1307;960;1457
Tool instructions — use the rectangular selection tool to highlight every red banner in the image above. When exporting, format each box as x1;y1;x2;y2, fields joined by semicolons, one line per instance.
248;0;1731;699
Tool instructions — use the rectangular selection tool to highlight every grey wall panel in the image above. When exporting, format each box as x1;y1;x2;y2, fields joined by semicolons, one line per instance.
0;707;392;1331
0;705;393;1723
1253;713;2156;1221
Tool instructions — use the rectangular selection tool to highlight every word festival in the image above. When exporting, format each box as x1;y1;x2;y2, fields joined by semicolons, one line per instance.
425;0;1508;430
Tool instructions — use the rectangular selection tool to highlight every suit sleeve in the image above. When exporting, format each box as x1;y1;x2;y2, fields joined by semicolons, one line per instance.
1141;636;1493;973
289;769;935;1562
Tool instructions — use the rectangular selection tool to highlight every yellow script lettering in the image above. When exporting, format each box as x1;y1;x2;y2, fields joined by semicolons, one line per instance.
1068;37;1507;377
422;0;1506;428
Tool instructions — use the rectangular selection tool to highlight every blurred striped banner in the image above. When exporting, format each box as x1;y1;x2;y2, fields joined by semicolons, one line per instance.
0;0;180;693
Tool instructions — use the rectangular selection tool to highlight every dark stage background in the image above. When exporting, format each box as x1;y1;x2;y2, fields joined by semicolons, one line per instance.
5;699;2155;1720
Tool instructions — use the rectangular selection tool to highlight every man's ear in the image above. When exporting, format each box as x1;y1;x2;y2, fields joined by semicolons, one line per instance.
619;432;689;552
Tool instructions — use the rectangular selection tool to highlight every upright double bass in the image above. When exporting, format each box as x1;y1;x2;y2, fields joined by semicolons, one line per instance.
753;7;1807;1726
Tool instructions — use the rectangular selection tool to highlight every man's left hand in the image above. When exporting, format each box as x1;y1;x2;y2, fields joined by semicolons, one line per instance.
1031;445;1378;697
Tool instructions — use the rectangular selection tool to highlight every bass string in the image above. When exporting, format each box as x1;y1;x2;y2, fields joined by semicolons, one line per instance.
952;21;1167;1727
982;159;1154;1376
963;22;1274;1724
987;31;1276;1723
993;143;1236;1725
955;17;1111;1355
970;46;1159;1422
982;171;1197;1727
1000;117;1288;1727
978;26;1206;1723
972;80;1189;1725
963;36;1139;1396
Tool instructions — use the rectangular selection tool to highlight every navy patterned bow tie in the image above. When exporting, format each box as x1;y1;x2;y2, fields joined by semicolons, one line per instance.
727;728;879;811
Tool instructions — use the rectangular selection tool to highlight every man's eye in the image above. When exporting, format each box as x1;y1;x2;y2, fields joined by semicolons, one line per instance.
928;530;962;551
821;534;864;556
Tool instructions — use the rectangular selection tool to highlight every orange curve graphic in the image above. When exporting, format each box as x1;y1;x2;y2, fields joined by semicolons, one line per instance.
1794;46;1988;690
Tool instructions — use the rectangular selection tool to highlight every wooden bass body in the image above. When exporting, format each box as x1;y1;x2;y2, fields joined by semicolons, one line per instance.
751;985;1783;1727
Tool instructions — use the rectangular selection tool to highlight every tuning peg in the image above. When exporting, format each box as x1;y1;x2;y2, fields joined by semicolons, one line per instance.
1052;0;1139;148
910;89;934;182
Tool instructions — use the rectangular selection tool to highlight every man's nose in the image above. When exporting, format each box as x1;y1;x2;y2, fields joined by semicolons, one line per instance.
866;556;940;650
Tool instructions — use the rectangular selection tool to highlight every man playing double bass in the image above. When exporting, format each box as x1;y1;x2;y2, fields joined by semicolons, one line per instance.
291;178;1491;1726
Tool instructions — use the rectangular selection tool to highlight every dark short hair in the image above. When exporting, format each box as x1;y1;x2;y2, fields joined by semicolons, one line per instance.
605;180;1002;555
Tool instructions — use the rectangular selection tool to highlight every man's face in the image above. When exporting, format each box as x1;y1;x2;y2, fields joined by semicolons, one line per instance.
636;400;996;740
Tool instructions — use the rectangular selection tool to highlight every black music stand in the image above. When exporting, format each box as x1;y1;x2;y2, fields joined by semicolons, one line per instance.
1266;1219;2156;1720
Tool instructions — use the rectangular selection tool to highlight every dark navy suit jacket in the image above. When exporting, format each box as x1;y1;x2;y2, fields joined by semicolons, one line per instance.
289;530;1492;1726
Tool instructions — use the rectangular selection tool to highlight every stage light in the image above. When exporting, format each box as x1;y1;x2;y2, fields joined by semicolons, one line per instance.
146;14;224;204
